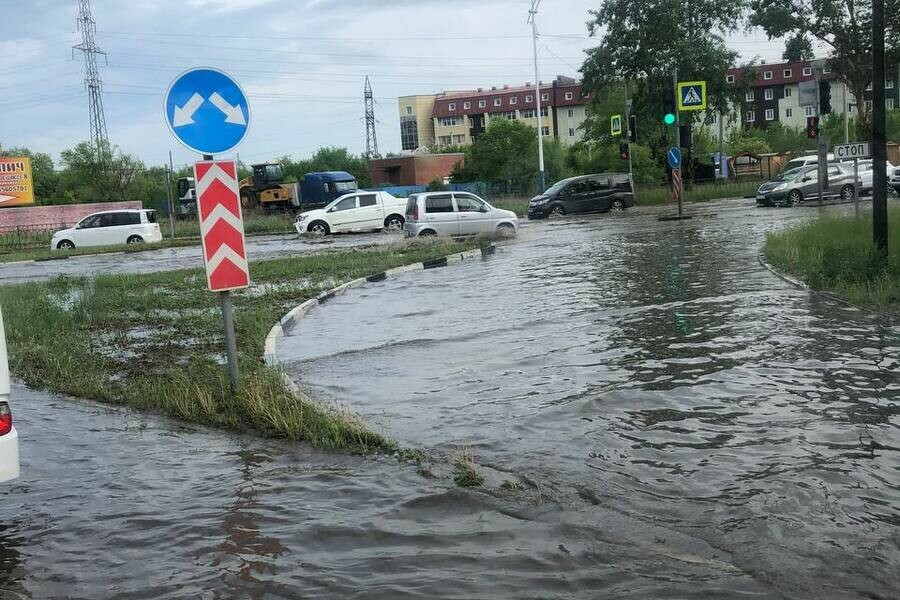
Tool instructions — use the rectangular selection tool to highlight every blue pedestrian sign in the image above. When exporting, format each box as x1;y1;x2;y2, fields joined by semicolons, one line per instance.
667;146;682;169
677;80;707;111
164;67;250;155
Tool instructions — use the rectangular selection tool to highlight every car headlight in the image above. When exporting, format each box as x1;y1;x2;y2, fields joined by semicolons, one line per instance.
295;214;308;222
772;183;787;191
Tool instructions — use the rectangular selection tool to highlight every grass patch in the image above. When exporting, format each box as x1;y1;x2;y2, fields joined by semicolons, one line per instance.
0;238;202;263
163;211;296;239
453;447;485;487
490;197;530;217
0;238;483;451
764;207;900;309
636;179;763;206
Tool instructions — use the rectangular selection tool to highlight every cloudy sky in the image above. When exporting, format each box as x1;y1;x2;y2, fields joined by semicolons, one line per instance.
5;0;785;169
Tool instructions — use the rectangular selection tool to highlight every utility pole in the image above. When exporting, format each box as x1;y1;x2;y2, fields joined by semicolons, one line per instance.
718;111;726;178
528;0;546;193
673;68;684;217
872;0;888;254
167;150;176;239
843;84;849;144
625;81;634;200
364;76;379;159
72;0;109;165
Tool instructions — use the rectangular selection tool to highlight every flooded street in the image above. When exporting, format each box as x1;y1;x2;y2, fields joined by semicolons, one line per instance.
1;199;897;598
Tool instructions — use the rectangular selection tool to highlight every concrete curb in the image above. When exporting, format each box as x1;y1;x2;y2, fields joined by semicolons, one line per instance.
262;244;495;372
757;252;895;320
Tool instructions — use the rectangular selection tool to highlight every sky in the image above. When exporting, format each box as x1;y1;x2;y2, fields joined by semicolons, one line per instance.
4;0;787;170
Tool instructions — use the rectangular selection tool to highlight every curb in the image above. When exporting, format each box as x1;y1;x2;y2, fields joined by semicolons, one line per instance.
757;252;895;320
262;244;496;371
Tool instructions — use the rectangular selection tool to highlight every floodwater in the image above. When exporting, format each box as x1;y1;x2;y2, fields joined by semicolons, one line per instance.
0;231;397;285
1;199;897;598
278;199;900;598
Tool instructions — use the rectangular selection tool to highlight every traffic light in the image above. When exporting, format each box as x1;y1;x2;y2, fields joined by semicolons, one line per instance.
806;116;820;138
663;87;677;125
679;123;692;148
619;142;630;161
819;80;832;114
628;115;637;142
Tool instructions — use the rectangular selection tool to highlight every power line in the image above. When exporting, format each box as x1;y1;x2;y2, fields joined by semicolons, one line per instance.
72;0;109;162
98;29;585;41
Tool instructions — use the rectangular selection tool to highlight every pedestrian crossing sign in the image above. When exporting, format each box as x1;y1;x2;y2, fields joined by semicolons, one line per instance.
610;114;622;136
677;81;706;111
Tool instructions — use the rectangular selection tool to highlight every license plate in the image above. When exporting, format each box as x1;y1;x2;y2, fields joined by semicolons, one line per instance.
756;195;766;200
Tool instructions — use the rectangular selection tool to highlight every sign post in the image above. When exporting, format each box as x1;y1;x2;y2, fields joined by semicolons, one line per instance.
165;67;251;393
668;146;683;216
817;135;829;205
835;143;871;217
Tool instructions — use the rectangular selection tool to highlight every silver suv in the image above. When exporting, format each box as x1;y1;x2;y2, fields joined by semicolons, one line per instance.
403;192;519;237
757;164;859;207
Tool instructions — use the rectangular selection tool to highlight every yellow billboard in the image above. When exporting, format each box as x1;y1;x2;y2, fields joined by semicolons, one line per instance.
0;157;35;207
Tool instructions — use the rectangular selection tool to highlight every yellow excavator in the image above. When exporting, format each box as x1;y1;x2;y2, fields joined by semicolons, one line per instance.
238;163;299;210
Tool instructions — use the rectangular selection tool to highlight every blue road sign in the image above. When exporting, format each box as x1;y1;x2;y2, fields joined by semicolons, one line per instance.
667;146;682;169
165;67;250;155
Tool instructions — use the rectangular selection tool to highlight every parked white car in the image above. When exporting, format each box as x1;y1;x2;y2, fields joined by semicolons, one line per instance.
51;209;162;250
403;192;519;237
0;304;20;484
294;191;407;235
846;159;895;194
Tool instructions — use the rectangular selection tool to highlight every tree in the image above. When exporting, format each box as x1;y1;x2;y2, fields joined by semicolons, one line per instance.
749;0;900;136
450;119;539;192
782;34;814;62
275;147;371;187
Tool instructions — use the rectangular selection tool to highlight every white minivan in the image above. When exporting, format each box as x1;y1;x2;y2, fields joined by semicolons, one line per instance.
403;192;519;237
51;209;163;250
0;304;20;484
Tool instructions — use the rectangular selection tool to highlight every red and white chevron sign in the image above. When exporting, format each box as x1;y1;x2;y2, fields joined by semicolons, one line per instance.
193;160;250;292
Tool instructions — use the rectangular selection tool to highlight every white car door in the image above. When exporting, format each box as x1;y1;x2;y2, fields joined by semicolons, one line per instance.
326;196;359;232
72;214;105;247
454;193;492;235
423;194;459;235
356;193;383;230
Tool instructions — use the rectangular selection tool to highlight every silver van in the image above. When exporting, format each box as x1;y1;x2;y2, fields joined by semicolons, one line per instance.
757;164;858;206
403;192;519;237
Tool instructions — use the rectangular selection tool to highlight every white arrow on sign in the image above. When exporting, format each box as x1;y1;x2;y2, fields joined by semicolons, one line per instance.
173;93;204;127
0;194;14;203
209;92;246;125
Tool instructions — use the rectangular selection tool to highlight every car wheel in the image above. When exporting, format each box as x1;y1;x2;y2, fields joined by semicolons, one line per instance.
549;204;566;218
57;240;75;251
384;215;404;231
307;221;330;235
240;191;258;209
788;190;803;206
840;184;854;201
496;222;516;237
610;199;625;211
127;235;144;245
418;229;437;237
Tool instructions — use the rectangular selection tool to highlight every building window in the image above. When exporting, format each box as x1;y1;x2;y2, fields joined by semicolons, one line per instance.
438;135;452;145
784;87;793;98
405;106;413;115
865;100;873;110
438;116;461;127
745;111;755;122
564;91;574;100
400;116;419;151
504;111;516;120
567;108;574;118
726;74;735;83
540;106;548;117
805;105;815;117
783;69;792;78
541;92;549;101
493;98;501;107
520;108;535;118
568;128;575;137
764;70;773;80
452;134;465;144
866;82;873;91
803;66;812;76
764;88;774;100
888;80;896;89
526;94;533;102
463;101;471;110
785;108;793;118
448;103;456;111
541;126;550;136
478;99;486;108
765;108;775;120
887;98;896;109
510;96;517;105
745;90;755;102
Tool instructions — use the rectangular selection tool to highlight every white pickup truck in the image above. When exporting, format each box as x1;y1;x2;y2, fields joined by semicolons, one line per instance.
0;304;20;484
294;191;407;235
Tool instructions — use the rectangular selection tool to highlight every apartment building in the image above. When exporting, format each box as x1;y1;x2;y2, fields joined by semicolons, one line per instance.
397;75;589;151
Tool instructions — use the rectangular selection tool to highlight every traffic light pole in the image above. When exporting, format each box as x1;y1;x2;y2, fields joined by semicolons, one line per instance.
872;0;888;254
673;68;684;218
624;81;635;202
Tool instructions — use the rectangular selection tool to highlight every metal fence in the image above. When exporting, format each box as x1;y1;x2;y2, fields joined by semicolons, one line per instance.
0;224;65;253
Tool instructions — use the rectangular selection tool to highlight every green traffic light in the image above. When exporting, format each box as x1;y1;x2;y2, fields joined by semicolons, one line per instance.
664;113;676;126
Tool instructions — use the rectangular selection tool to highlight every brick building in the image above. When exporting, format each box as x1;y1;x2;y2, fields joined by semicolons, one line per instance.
369;153;465;186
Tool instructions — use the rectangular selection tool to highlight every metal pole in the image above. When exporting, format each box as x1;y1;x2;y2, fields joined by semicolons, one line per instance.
816;70;824;205
854;157;860;217
531;11;545;193
625;81;635;201
673;68;683;217
872;0;888;254
718;110;726;179
843;84;850;144
166;151;175;239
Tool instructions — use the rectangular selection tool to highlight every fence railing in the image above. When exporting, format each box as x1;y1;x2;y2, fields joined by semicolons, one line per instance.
0;224;66;253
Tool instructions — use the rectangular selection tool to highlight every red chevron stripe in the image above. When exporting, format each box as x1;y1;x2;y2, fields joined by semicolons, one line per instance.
194;160;236;182
203;218;247;261
199;177;241;222
209;257;250;290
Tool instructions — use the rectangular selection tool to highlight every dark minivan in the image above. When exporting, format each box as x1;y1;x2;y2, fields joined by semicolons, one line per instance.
527;173;634;219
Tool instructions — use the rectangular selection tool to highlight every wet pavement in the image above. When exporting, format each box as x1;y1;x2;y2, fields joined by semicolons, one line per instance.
277;198;900;599
0;231;398;285
1;198;897;598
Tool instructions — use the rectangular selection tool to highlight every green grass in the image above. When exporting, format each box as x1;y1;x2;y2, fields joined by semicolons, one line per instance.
0;238;201;263
0;238;482;451
163;211;296;239
764;207;900;309
636;179;763;206
490;197;530;217
453;447;485;487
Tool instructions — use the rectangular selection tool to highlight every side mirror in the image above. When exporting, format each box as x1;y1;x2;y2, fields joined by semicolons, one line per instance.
802;177;811;182
480;205;490;213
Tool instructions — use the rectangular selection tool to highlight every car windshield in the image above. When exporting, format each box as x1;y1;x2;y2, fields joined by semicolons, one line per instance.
782;160;808;172
774;167;803;182
543;178;574;195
